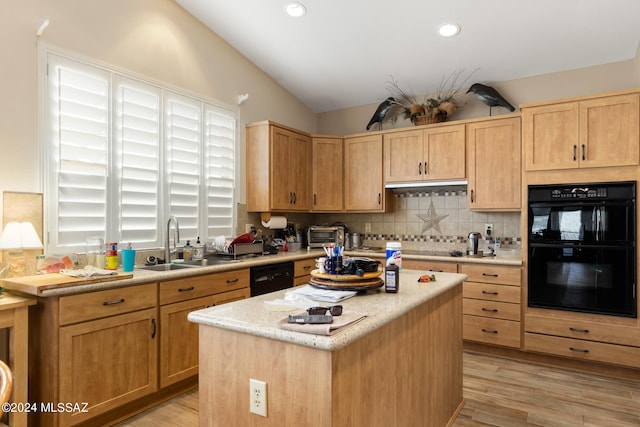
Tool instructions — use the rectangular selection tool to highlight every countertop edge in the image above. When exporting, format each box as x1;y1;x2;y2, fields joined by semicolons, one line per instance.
188;271;467;351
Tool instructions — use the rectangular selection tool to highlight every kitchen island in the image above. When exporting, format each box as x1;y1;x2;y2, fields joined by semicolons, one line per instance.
189;269;467;426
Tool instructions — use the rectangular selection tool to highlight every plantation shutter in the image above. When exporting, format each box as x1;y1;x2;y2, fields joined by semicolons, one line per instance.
165;93;201;242
204;105;236;239
46;56;110;248
113;77;162;246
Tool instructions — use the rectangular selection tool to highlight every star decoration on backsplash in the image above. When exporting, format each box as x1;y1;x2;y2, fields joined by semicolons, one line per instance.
418;199;449;234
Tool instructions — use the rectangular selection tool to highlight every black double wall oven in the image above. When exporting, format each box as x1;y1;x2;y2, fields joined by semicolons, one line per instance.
528;181;637;318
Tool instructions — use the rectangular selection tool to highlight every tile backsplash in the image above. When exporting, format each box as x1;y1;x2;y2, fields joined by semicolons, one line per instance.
239;189;521;253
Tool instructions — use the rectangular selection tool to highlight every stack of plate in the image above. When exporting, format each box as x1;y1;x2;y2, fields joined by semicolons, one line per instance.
308;269;383;291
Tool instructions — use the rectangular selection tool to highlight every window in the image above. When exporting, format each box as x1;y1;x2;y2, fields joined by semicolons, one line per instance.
41;49;237;254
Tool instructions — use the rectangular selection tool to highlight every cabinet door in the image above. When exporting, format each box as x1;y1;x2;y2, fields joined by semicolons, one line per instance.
424;124;466;180
579;94;640;168
270;126;297;210
160;288;248;388
344;135;386;211
467;117;521;210
523;102;579;171
383;130;424;182
312;136;343;211
59;308;158;425
289;131;311;210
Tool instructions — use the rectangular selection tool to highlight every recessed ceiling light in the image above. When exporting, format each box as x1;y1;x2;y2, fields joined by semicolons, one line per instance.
284;2;307;17
438;23;461;37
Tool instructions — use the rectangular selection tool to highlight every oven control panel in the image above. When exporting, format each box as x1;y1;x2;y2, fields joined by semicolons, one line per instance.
551;187;607;199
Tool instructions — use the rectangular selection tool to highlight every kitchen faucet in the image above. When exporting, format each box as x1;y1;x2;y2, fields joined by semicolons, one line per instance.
165;216;180;263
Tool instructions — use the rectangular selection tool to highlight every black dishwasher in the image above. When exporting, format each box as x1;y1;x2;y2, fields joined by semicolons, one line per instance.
250;262;294;296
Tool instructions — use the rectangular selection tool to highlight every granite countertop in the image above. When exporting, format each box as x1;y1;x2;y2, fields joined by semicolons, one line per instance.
188;269;466;351
2;246;520;297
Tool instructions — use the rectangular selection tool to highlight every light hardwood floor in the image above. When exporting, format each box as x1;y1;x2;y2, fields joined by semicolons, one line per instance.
116;352;640;426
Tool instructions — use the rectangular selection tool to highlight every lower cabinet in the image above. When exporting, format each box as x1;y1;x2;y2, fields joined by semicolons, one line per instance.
460;264;522;349
59;307;158;426
294;258;315;286
524;314;640;369
31;271;250;426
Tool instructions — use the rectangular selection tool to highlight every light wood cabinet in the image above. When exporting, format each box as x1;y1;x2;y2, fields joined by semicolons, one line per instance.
460;264;522;349
159;270;249;388
402;258;458;272
344;134;392;211
524;313;640;368
246;121;311;212
294;258;315;286
384;125;466;183
467;117;521;211
522;93;640;171
56;283;159;426
311;136;343;211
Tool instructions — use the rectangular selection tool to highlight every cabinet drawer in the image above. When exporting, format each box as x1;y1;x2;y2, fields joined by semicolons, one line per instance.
463;281;520;303
295;258;315;277
463;315;521;348
525;314;640;347
403;259;457;273
459;264;521;285
160;269;249;305
59;283;157;325
525;332;640;369
463;299;520;321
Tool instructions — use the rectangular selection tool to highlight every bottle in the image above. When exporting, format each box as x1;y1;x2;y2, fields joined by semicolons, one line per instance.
105;242;118;270
385;258;399;293
386;241;402;270
193;237;203;260
183;240;193;261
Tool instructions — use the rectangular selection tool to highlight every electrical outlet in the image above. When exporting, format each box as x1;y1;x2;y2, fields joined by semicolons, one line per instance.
364;222;371;233
249;378;267;417
245;224;254;233
484;223;493;237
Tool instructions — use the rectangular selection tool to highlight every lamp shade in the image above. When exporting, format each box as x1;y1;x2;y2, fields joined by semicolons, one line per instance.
0;222;44;250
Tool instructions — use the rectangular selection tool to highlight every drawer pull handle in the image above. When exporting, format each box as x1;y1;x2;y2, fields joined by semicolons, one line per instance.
303;265;312;270
151;318;157;339
569;347;589;353
482;273;499;277
481;328;498;334
569;327;589;333
226;278;239;284
482;290;498;295
103;298;125;306
178;286;195;292
482;308;498;313
429;269;444;272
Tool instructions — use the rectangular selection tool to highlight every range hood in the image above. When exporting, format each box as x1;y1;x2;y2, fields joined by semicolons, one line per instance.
385;180;468;193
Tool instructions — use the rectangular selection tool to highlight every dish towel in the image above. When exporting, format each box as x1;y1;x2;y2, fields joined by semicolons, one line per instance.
60;265;118;278
277;310;367;336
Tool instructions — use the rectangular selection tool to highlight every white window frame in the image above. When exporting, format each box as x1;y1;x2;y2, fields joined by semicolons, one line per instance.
38;45;239;255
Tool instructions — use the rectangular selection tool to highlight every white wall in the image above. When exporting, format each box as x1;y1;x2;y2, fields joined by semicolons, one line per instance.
0;0;317;218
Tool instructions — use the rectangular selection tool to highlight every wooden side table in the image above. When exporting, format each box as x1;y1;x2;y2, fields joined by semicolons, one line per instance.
0;293;36;427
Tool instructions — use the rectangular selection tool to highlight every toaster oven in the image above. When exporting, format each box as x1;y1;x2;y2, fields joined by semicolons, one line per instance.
307;226;345;248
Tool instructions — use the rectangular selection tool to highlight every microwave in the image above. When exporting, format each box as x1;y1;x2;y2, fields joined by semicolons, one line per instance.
307;226;345;248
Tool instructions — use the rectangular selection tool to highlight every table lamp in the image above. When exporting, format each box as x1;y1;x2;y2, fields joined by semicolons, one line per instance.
0;221;44;277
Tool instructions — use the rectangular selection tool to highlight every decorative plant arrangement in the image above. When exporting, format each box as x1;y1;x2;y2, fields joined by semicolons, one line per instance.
386;69;475;125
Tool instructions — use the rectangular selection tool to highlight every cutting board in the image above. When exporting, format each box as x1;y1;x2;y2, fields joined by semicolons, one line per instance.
0;273;134;296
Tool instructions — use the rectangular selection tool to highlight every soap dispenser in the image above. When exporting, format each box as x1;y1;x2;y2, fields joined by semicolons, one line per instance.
183;240;193;261
193;237;203;260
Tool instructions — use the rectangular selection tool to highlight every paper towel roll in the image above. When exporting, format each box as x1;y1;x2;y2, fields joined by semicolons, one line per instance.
261;215;287;229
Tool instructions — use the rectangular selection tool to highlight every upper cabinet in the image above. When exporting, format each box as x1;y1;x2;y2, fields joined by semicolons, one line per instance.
311;136;343;211
344;134;391;212
246;121;311;212
522;92;640;171
384;124;466;183
467;117;521;211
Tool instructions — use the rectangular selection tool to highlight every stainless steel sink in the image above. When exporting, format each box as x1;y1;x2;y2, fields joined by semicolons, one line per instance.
137;263;200;272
